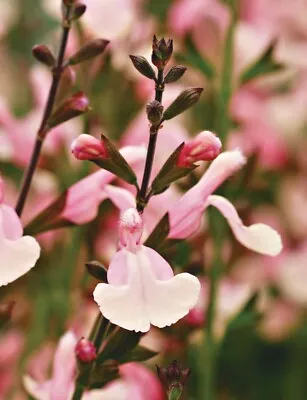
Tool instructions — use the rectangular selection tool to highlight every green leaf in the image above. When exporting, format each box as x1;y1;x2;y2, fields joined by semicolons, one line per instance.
24;192;73;235
119;345;158;363
240;41;284;85
151;143;196;195
93;134;138;186
85;261;107;282
144;213;170;251
176;36;215;79
97;328;141;364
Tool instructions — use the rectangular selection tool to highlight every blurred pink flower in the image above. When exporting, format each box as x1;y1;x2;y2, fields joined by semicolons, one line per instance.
24;331;163;399
0;177;40;286
94;208;200;332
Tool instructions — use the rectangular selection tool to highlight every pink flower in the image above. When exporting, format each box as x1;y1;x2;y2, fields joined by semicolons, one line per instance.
93;208;201;332
71;134;108;160
24;331;164;400
177;130;222;167
0;178;40;286
168;150;282;256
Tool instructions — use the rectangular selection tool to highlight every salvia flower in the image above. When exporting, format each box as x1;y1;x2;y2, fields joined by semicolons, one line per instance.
93;208;201;332
177;130;222;167
169;150;283;256
71;134;108;160
0;178;40;287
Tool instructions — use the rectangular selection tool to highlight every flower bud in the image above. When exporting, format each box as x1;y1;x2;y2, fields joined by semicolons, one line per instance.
32;44;56;67
129;55;156;80
72;2;86;20
163;88;203;121
164;65;187;84
146;100;163;125
119;208;143;250
177;131;222;167
68;39;109;65
71;134;108;160
156;360;191;399
152;35;173;70
75;338;97;363
48;92;89;129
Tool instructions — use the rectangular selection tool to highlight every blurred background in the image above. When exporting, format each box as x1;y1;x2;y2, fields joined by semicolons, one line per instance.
1;0;307;399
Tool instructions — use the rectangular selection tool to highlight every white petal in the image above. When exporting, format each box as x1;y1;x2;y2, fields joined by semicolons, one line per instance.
207;195;283;256
94;247;200;332
0;235;40;286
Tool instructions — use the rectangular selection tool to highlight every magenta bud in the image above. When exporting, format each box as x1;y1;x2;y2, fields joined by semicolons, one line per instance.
75;338;97;363
71;134;108;160
32;44;56;67
177;131;222;167
48;92;89;129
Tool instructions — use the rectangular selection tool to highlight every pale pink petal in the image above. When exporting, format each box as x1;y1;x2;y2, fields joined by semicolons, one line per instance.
94;246;200;332
0;208;40;287
206;195;282;256
23;375;51;400
120;363;164;400
169;150;246;239
1;204;23;240
50;332;77;400
103;185;136;211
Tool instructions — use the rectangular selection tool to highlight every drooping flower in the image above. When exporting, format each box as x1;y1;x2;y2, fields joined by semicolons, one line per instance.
168;150;282;256
93;208;201;332
0;178;40;286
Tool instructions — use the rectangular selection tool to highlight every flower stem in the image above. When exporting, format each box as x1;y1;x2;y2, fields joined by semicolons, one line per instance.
137;69;164;212
15;5;73;217
204;2;237;398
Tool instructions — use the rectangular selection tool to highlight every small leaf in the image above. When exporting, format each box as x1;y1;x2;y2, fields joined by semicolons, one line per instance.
163;88;203;121
119;345;158;364
93;134;138;187
240;41;284;85
150;143;196;194
97;328;141;364
129;55;156;80
85;261;107;282
144;213;170;251
24;192;72;235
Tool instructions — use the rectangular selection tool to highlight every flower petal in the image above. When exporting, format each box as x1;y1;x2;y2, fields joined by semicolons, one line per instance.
0;204;22;240
169;150;246;239
23;375;51;400
206;195;283;256
50;331;77;400
103;185;136;211
94;246;200;332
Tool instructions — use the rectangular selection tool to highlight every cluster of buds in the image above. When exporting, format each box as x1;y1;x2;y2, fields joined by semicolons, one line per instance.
156;360;191;399
152;35;173;70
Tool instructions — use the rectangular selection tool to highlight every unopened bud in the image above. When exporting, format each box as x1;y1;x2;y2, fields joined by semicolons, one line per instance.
75;338;97;363
71;134;108;160
156;360;191;399
129;55;156;80
48;92;89;129
146;100;163;125
164;66;187;84
119;208;143;250
177;131;222;167
69;39;109;65
163;88;203;121
32;45;56;67
72;2;87;20
152;35;173;70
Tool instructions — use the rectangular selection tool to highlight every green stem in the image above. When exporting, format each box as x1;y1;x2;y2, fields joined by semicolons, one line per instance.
204;2;238;398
